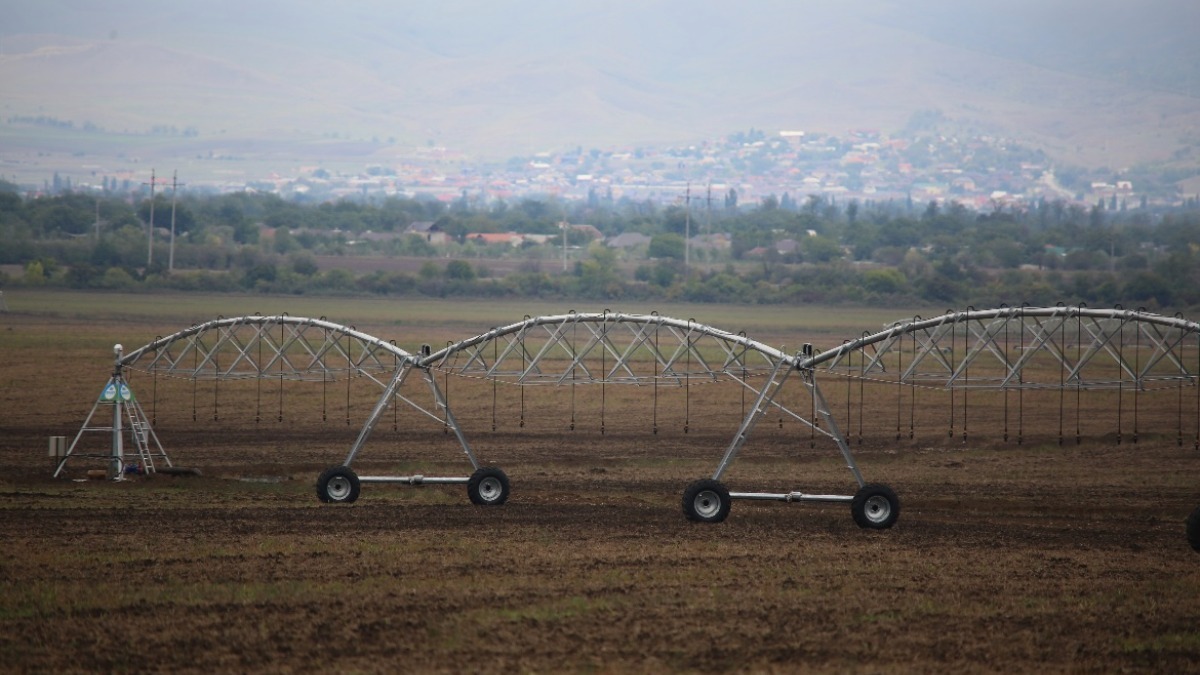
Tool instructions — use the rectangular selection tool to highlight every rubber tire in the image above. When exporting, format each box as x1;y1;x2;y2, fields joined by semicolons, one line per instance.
467;466;510;506
316;465;360;504
682;479;731;523
1188;505;1200;553
851;483;900;529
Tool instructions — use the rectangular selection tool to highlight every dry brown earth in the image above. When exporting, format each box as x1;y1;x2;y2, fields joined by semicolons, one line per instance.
2;300;1199;673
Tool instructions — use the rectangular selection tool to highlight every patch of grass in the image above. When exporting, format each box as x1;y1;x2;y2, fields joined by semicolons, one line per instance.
1122;632;1200;654
854;608;904;625
491;595;615;624
4;289;929;346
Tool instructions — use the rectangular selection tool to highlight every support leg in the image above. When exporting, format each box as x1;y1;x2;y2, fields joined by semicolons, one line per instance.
802;370;866;488
342;363;415;466
423;369;481;471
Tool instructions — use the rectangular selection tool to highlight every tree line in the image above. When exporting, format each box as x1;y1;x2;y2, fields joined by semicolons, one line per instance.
2;178;1199;311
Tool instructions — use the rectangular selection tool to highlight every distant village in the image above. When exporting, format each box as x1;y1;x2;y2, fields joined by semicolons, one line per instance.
26;123;1171;221
6;122;1199;308
257;127;1153;214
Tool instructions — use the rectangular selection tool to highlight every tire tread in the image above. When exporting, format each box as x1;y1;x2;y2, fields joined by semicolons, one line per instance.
682;478;731;523
316;465;360;504
851;483;900;529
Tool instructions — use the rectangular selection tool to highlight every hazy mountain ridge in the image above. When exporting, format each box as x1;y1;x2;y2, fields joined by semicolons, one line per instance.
2;1;1197;169
881;0;1200;98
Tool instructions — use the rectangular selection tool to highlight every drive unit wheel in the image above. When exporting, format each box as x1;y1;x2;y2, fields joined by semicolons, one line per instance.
468;466;510;506
851;483;900;529
682;479;731;523
317;465;360;504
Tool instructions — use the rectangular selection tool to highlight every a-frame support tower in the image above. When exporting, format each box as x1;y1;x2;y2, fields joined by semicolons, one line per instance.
53;345;172;479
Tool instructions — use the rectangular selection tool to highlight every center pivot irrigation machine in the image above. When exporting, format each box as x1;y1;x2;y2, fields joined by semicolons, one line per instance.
54;307;1200;543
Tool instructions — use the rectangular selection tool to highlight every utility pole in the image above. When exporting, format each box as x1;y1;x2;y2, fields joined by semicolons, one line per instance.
704;182;714;269
142;169;161;267
168;171;185;272
560;220;568;272
684;182;691;276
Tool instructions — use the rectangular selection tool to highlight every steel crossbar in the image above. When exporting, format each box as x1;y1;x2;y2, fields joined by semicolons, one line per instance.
803;306;1200;391
121;315;412;382
425;312;786;385
70;307;1200;527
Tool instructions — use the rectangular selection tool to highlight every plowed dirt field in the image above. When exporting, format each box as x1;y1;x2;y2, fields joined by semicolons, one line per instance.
2;299;1199;673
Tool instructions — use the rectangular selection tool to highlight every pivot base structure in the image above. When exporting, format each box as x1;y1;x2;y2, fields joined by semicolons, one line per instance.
54;345;172;480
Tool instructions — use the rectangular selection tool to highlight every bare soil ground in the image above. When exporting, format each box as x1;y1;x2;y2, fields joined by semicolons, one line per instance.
2;303;1200;673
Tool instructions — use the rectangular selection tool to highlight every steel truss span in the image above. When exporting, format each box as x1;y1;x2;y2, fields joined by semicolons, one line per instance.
120;314;413;388
326;310;880;525
421;311;794;384
67;307;1200;534
803;306;1200;391
55;315;416;481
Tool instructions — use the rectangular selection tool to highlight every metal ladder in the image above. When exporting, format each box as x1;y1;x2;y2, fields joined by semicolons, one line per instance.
124;399;157;474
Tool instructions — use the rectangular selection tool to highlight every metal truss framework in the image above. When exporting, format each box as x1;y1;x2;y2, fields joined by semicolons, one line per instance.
122;314;413;387
421;311;791;384
57;316;417;479
804;306;1200;391
61;307;1200;524
342;311;869;503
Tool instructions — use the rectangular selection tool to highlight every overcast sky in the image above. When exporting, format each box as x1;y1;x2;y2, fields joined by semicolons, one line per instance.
2;1;1197;163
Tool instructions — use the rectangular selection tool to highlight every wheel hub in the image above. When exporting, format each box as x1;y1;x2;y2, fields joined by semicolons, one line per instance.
693;490;721;518
863;495;891;523
478;476;501;501
327;476;351;500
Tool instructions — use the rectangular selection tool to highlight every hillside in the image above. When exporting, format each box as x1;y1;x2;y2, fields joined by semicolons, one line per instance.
1;0;1197;172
